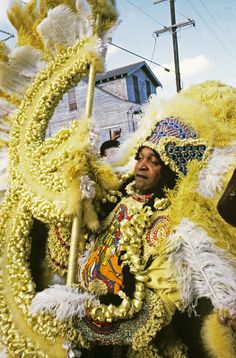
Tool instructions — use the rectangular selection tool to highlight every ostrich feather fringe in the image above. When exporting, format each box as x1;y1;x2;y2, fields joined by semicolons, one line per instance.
37;5;89;53
0;98;17;116
0;347;7;358
30;284;100;321
201;313;236;358
167;219;236;315
9;46;46;78
0;62;30;96
196;143;236;198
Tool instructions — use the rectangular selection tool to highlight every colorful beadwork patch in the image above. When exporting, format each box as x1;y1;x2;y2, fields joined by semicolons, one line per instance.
81;204;133;294
145;215;170;247
165;142;207;175
146;117;197;144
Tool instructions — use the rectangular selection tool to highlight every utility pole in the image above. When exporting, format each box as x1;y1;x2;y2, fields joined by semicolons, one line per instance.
153;0;195;92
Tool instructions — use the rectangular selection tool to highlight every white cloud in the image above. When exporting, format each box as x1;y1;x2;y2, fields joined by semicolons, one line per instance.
106;44;119;59
153;54;211;84
181;55;210;77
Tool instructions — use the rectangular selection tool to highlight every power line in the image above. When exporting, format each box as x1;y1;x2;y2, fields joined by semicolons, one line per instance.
108;42;171;72
163;0;190;22
154;0;195;92
198;0;236;55
126;0;165;27
191;26;232;79
184;0;236;64
0;29;15;42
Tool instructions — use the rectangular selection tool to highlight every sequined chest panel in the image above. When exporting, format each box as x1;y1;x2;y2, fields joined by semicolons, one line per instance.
81;204;133;294
145;215;170;247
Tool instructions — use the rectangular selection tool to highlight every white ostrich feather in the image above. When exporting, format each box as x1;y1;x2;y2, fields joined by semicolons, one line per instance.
0;147;9;192
0;98;17;115
109;153;135;174
196;142;236;198
37;5;83;53
76;0;93;39
9;46;46;78
30;284;100;321
0;132;9;143
0;62;30;96
78;241;95;279
168;219;236;315
0;346;7;358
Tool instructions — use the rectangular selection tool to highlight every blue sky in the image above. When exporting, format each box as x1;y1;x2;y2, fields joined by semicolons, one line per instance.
1;0;236;98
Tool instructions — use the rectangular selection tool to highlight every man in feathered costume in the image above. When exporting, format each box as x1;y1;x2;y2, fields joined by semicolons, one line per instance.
0;1;235;358
29;81;236;358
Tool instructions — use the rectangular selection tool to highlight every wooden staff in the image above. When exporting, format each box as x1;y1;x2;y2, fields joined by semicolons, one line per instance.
66;16;101;287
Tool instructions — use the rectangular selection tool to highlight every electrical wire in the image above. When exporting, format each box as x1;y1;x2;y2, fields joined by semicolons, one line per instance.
190;26;232;79
0;29;15;42
108;42;171;72
163;0;190;22
126;0;166;27
184;0;236;64
198;0;236;55
127;33;160;113
149;34;158;69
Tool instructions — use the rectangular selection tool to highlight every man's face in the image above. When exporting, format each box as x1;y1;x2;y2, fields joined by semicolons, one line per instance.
134;147;162;194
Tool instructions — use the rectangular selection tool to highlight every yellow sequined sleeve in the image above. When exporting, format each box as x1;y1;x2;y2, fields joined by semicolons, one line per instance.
145;253;181;326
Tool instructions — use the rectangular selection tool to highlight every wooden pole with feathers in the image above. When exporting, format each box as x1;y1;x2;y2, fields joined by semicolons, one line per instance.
66;14;101;287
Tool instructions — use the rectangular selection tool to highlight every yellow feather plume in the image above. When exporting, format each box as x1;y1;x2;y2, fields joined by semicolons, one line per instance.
201;313;236;358
167;161;236;256
181;81;236;147
7;1;45;52
0;42;9;63
40;0;77;17
0;88;20;107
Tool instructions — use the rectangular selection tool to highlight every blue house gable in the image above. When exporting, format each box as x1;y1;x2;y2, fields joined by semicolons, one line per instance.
96;61;162;104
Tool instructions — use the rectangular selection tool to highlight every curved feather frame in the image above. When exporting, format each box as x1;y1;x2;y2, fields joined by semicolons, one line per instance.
0;1;118;356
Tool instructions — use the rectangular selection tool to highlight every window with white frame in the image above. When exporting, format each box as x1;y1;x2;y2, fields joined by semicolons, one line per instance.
68;88;78;111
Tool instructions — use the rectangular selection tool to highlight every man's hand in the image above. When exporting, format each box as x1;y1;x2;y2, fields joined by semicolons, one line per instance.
111;129;121;140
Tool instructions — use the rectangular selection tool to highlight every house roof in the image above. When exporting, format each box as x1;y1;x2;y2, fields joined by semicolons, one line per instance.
96;61;162;88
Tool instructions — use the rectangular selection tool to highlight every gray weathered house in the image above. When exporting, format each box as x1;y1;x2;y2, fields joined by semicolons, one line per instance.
48;61;162;144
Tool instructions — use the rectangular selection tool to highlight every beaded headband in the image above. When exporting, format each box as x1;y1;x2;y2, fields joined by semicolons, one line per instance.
140;116;209;175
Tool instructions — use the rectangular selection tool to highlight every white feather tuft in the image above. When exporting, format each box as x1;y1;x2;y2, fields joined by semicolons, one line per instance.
0;346;7;358
30;284;100;321
0;62;30;96
9;46;47;78
168;219;236;315
76;0;93;39
0;132;9;143
0;98;17;115
196;142;236;198
0;147;9;193
78;241;95;280
37;5;89;53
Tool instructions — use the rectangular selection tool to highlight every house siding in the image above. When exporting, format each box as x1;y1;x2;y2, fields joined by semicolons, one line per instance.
48;81;134;145
97;77;128;101
47;62;160;149
126;68;156;103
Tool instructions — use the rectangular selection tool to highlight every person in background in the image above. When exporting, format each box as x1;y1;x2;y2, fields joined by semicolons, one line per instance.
100;129;121;157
